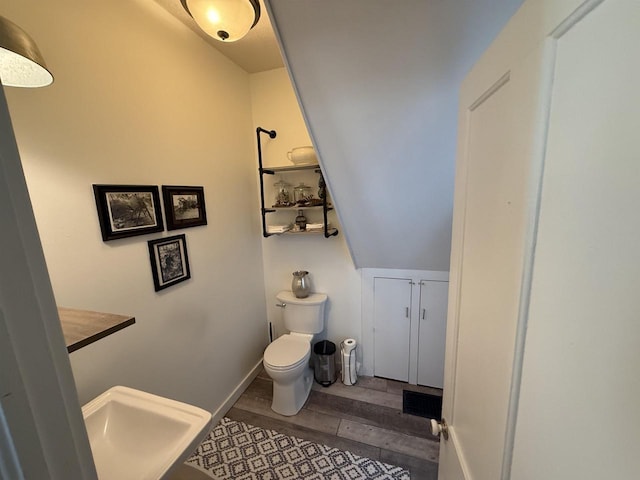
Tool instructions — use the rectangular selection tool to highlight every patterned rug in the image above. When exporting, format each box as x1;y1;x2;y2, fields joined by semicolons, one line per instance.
186;417;410;479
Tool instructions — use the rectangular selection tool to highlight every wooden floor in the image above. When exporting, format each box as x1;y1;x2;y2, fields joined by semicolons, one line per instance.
224;368;441;480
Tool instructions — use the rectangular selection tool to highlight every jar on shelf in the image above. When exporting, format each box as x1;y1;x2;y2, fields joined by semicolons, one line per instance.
273;179;293;207
294;183;312;205
295;209;307;231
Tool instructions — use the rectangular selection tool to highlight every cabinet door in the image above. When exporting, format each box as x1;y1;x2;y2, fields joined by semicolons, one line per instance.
417;280;448;388
373;277;411;382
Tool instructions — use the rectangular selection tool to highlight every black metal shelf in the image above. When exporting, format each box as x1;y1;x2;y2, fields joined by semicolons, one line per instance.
262;164;321;174
267;205;333;212
256;127;339;239
267;228;340;236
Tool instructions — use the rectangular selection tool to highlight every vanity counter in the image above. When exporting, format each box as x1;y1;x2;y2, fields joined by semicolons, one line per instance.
59;307;135;353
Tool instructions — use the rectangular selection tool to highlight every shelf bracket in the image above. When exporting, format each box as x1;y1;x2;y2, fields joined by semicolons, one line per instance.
257;127;277;237
320;171;339;237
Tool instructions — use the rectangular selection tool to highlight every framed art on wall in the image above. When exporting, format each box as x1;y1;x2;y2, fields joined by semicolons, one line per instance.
93;184;164;241
162;186;207;231
147;234;191;291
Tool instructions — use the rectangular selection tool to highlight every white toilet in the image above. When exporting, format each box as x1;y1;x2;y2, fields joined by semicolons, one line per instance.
263;290;328;416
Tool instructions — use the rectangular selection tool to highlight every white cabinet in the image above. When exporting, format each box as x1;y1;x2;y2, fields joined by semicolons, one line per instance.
366;270;448;388
416;280;448;388
373;277;412;382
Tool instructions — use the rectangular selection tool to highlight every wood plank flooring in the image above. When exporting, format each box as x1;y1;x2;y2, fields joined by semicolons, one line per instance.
225;368;441;479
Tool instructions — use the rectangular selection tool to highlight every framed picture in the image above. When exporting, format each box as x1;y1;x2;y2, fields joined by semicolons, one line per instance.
147;234;191;291
162;186;207;231
93;185;164;241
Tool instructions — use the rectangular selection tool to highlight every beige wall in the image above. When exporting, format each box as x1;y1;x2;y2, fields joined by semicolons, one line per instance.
3;0;267;411
249;68;362;351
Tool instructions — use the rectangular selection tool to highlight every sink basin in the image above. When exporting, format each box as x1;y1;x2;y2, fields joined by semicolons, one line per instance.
82;386;212;480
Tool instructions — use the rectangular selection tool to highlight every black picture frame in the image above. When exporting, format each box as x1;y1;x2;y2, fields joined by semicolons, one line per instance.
162;186;207;231
93;185;164;241
147;234;191;291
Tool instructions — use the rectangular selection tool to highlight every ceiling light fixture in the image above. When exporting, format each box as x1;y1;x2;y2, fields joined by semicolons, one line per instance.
0;16;53;88
180;0;260;42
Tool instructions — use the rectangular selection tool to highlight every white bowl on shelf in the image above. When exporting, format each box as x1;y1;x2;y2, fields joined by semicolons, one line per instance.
287;146;317;165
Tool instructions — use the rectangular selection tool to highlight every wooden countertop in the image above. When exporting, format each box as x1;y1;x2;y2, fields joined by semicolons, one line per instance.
58;307;135;353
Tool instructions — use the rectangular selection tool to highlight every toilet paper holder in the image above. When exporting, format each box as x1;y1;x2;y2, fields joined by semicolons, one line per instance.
341;339;358;386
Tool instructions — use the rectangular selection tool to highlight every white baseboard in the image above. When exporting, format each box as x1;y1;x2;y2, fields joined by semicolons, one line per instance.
211;358;263;425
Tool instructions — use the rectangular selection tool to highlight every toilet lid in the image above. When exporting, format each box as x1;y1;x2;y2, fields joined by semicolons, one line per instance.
264;335;310;368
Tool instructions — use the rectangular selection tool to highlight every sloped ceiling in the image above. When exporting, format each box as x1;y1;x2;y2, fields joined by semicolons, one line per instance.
266;0;524;270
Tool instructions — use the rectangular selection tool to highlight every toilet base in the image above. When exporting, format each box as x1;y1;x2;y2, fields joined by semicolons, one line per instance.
270;366;313;416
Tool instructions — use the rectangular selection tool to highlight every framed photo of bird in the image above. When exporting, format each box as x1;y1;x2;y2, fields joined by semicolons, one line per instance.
147;234;191;291
93;184;164;241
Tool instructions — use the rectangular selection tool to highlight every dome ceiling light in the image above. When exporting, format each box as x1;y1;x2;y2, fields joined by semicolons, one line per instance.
0;15;53;88
180;0;261;42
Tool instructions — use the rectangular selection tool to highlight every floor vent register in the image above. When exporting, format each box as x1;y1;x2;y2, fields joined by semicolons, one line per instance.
402;390;443;420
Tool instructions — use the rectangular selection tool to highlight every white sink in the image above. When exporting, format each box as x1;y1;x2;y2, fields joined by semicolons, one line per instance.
82;386;212;480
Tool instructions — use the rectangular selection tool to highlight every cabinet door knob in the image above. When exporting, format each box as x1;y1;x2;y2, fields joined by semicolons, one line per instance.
422;308;426;320
405;307;409;318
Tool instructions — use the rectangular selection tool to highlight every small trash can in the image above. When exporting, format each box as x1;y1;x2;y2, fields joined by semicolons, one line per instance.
313;340;337;387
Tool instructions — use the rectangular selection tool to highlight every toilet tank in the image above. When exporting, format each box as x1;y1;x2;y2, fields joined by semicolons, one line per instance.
276;291;327;334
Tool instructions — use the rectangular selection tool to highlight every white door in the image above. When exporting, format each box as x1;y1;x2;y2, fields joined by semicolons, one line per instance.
373;277;412;381
0;83;96;477
509;1;640;477
439;1;639;479
417;280;447;388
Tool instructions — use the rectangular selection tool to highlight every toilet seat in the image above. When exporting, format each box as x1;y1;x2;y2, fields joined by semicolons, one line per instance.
264;335;310;371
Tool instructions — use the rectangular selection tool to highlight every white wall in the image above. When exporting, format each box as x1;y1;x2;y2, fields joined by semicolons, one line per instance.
249;68;362;348
2;0;267;412
267;0;524;270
